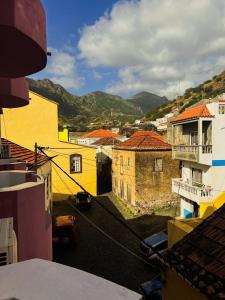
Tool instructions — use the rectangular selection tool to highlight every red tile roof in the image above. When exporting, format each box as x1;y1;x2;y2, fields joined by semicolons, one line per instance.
92;137;121;146
82;129;120;138
163;204;225;299
1;138;48;168
172;104;212;123
131;130;165;141
114;135;171;151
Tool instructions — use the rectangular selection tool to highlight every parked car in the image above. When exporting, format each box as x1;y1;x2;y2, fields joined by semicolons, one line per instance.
139;278;162;300
52;215;77;245
140;230;168;262
75;191;92;209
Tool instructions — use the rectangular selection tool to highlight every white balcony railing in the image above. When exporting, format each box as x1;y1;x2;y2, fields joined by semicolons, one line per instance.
172;178;212;203
0;144;11;159
172;145;212;163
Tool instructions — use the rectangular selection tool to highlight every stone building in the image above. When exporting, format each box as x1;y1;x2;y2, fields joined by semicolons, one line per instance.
112;131;180;211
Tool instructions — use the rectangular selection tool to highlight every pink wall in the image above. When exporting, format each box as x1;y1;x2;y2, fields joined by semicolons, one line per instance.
0;183;52;261
0;162;26;171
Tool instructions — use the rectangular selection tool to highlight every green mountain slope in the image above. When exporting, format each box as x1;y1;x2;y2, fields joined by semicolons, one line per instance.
145;70;225;121
27;78;142;130
127;91;168;114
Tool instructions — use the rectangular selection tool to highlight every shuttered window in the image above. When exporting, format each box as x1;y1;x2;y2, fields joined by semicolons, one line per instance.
192;168;202;186
154;158;163;172
70;154;82;173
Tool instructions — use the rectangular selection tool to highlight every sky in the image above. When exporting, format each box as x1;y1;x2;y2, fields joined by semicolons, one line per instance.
33;0;225;99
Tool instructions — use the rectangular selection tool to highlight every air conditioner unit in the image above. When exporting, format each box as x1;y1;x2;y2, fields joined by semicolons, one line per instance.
0;144;11;159
0;218;17;266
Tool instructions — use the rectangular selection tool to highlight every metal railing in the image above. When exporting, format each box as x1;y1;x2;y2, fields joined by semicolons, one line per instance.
172;178;212;201
173;145;212;154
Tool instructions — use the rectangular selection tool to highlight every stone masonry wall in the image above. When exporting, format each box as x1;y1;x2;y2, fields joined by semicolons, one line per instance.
135;150;180;211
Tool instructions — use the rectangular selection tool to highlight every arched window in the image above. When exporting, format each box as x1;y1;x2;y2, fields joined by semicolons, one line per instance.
70;154;82;173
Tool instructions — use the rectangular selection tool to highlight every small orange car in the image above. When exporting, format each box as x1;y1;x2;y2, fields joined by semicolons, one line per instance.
52;215;77;245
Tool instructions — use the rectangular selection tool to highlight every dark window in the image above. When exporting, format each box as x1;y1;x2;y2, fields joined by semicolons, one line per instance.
70;154;82;173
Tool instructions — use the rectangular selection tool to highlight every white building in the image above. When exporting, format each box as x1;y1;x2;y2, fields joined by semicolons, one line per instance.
171;97;225;218
150;112;177;132
77;129;124;146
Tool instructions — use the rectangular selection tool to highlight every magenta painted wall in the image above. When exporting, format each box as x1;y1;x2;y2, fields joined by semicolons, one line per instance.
0;183;52;261
0;162;26;171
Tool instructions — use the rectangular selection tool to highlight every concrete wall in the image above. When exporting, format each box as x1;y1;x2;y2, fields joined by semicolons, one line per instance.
135;151;180;210
1;91;97;199
0;183;52;261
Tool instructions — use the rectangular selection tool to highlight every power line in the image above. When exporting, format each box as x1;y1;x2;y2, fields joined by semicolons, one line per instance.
38;146;164;260
66;199;160;270
52;160;160;270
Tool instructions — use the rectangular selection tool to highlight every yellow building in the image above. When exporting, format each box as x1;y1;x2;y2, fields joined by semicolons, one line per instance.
58;127;69;142
112;131;180;210
1;91;97;200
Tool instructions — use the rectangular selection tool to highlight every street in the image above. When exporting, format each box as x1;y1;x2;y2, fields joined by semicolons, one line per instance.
53;195;171;292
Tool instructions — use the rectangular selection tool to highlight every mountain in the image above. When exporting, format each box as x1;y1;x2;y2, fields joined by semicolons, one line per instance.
145;70;225;121
27;78;142;130
126;91;168;114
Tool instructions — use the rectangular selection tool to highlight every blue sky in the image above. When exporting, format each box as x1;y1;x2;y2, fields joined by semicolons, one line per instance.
33;0;225;99
33;0;119;96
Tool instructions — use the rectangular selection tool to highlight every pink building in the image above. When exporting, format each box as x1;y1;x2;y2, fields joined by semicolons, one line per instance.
0;140;52;261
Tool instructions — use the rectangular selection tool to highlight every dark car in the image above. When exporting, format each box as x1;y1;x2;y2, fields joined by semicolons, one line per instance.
139;279;162;300
52;215;77;245
76;192;92;209
140;230;168;262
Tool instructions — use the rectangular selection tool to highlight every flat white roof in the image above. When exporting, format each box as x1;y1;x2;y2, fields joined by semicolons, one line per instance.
0;259;141;300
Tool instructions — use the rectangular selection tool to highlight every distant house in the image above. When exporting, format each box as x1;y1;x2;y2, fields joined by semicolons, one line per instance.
92;137;121;194
78;129;123;146
112;131;180;211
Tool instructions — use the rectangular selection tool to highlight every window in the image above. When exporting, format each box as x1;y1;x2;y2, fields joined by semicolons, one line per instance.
219;104;225;114
192;168;202;186
120;156;123;174
154;158;163;172
70;154;82;173
127;157;131;168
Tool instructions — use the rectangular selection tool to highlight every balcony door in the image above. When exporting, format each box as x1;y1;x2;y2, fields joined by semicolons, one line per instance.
190;131;198;145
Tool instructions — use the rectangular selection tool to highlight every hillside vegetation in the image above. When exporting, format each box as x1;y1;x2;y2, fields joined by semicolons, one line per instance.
146;70;225;120
27;78;167;130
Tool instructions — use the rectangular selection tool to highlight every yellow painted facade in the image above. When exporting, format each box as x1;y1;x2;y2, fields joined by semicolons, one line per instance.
112;149;136;205
200;191;225;218
1;91;97;200
58;128;69;142
163;269;207;300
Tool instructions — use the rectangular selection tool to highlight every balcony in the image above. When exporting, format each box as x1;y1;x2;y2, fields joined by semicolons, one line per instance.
172;145;212;164
172;178;212;203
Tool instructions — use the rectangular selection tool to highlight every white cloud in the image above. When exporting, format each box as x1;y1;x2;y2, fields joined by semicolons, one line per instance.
46;48;84;90
78;0;225;98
